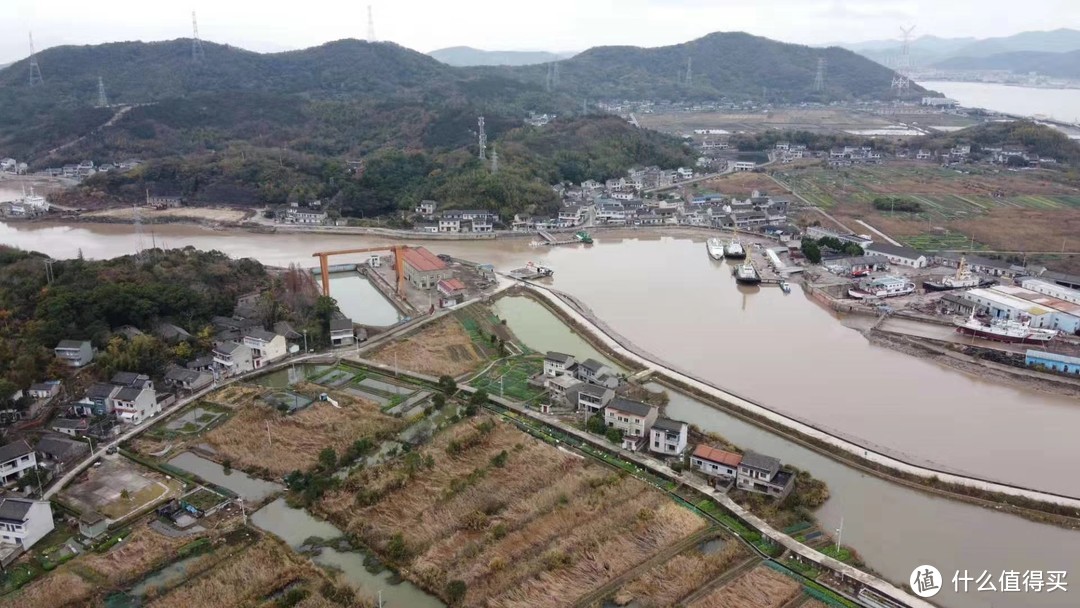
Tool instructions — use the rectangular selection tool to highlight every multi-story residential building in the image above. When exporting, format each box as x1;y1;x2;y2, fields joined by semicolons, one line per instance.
0;441;37;486
242;329;287;368
691;445;743;482
736;451;795;498
213;341;255;376
604;398;658;451
0;497;54;552
544;352;576;377
576;384;614;414
112;384;159;425
649;418;688;457
54;340;93;367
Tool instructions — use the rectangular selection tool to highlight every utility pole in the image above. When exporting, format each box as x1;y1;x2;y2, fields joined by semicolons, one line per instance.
266;420;272;447
28;32;44;86
835;516;844;553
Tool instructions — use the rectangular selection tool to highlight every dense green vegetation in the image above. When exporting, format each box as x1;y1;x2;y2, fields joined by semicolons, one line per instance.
60;115;693;219
0;33;911;217
499;32;923;103
801;236;864;263
0;246;325;393
872;197;924;212
910;120;1080;164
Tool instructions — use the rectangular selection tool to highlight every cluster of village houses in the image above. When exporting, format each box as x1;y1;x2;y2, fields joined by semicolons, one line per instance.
540;351;796;499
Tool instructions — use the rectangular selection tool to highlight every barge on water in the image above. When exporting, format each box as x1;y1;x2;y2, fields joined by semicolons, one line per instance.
509;263;554;280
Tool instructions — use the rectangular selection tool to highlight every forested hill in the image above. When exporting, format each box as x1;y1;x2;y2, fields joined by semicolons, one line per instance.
909;121;1080;164
934;50;1080;79
499;32;925;102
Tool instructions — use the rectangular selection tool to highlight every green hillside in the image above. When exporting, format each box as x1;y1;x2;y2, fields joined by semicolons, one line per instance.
501;32;922;102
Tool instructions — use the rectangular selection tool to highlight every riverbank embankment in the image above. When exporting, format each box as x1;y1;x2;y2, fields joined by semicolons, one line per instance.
505;279;1080;527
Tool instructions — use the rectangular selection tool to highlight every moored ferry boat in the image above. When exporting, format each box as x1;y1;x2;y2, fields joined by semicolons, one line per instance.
733;259;761;285
848;275;915;299
706;238;725;260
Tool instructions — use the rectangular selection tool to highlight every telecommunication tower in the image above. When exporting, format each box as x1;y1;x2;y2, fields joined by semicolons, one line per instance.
891;26;915;95
813;57;825;92
367;6;376;42
477;116;487;161
28;32;44;86
191;12;205;62
96;76;108;107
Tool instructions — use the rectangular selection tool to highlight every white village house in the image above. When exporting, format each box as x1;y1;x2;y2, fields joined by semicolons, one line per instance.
604;398;658;452
648;417;688;457
864;243;927;269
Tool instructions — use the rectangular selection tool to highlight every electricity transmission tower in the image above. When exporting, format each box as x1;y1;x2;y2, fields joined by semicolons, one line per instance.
813;57;825;92
28;32;44;86
367;5;376;42
490;145;498;173
685;57;692;86
191;11;205;62
477;116;487;161
96;76;108;107
891;26;915;95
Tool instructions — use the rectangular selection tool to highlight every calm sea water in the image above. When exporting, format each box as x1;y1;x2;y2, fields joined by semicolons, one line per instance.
920;81;1080;123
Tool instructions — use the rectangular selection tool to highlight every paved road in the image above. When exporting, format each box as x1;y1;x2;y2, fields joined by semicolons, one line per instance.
43;352;333;500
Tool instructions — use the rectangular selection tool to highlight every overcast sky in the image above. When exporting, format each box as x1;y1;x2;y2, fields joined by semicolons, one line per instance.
3;0;1078;64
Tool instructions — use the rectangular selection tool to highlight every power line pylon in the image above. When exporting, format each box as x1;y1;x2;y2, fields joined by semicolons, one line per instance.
96;76;108;107
367;6;376;42
191;11;205;62
813;57;825;92
477;116;487;161
28;32;44;86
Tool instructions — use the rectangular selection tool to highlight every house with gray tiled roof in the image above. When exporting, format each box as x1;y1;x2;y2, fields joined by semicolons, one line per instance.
736;450;794;498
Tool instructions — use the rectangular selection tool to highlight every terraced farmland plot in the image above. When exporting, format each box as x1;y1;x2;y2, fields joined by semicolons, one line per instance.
471;356;546;402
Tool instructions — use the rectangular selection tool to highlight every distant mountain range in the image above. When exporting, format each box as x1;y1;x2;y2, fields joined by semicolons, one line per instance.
935;50;1080;79
836;28;1080;69
429;46;574;66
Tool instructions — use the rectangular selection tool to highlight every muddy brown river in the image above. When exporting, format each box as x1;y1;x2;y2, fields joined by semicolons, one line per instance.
3;217;1079;607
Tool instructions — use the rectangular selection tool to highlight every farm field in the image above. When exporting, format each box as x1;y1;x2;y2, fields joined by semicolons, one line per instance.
603;539;748;608
694;171;789;198
9;520;214;608
779;162;1080;254
146;535;362;608
470;356;546;403
200;381;402;477
689;565;803;608
316;415;712;607
369;315;489;377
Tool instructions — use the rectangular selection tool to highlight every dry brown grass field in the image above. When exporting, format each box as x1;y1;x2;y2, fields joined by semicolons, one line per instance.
699;172;789;197
79;522;203;584
368;315;485;377
203;382;401;476
608;541;747;608
9;570;94;608
10;522;208;607
317;416;707;607
147;536;369;608
689;565;802;608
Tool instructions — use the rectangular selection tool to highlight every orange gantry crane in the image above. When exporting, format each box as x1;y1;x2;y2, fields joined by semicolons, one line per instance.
312;245;410;298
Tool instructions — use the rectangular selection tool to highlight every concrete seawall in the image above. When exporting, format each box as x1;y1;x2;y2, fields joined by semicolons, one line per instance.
518;279;1080;511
